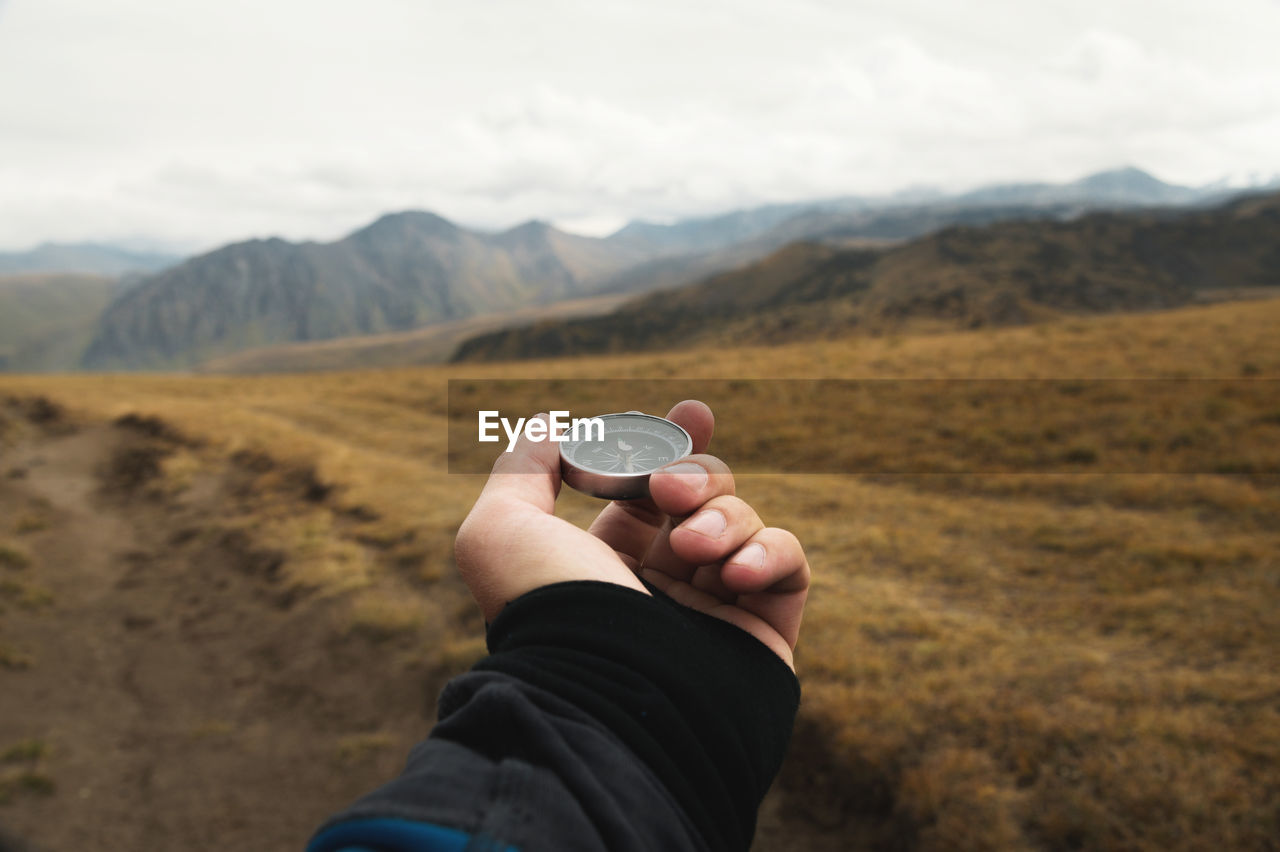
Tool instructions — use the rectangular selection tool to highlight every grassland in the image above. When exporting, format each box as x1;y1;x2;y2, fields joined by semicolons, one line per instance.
0;273;122;371
1;296;1278;850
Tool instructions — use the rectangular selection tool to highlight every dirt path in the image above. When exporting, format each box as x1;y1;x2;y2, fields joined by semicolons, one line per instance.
0;398;848;852
0;403;446;851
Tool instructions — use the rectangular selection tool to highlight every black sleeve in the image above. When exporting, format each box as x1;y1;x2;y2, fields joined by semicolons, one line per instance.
309;580;800;852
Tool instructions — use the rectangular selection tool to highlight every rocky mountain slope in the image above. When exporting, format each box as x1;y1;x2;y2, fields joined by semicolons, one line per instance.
80;213;647;369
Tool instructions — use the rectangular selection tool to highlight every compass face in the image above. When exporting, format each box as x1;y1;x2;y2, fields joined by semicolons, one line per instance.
560;413;693;499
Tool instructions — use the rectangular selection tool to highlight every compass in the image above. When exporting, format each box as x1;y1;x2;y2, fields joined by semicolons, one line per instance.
559;412;693;500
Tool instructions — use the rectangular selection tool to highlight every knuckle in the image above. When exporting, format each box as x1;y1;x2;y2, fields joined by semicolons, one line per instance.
709;494;753;519
689;454;735;493
762;527;810;575
768;526;803;550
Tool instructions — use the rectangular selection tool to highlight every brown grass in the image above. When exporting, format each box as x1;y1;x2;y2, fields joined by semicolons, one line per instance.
0;578;53;611
2;297;1278;849
0;542;31;571
333;732;397;766
345;586;432;641
0;642;32;670
0;738;54;805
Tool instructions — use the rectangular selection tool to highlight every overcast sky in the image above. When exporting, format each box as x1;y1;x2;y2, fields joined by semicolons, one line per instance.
2;0;1279;252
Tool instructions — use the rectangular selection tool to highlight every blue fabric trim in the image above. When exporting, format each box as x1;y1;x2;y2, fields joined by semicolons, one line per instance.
306;817;518;852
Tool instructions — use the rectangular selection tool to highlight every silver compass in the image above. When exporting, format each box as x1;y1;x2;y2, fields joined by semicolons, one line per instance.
559;412;693;500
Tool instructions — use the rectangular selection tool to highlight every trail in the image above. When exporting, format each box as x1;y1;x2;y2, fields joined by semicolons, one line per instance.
0;398;855;851
0;403;438;851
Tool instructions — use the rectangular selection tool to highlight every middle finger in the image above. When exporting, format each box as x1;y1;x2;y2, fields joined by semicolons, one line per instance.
645;494;765;579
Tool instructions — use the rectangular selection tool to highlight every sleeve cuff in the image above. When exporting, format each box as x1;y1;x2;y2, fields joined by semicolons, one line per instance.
476;580;800;852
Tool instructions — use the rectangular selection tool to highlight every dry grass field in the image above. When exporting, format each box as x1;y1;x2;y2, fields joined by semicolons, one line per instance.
1;296;1278;850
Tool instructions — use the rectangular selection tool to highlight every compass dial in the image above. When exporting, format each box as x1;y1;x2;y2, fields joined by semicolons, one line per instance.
560;413;693;499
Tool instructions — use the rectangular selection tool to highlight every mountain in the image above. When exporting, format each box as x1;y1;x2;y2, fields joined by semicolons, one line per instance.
0;242;181;276
604;201;827;255
80;213;649;369
590;201;1111;312
0;273;129;371
194;202;1071;372
947;165;1280;210
599;167;1207;259
450;190;1280;362
585;168;1238;304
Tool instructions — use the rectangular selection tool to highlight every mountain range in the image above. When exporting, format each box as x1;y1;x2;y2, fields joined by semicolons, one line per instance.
2;166;1277;372
450;189;1280;362
600;165;1270;256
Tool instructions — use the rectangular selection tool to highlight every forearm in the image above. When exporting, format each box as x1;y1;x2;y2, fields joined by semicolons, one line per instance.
310;581;800;852
478;581;799;850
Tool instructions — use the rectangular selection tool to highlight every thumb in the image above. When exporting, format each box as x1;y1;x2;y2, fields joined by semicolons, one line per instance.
478;412;561;515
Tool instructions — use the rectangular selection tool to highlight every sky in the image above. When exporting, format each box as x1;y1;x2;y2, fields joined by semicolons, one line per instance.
2;0;1279;252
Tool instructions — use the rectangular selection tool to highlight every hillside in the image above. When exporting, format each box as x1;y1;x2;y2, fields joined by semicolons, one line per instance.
196;294;629;374
590;167;1222;303
0;242;180;276
591;202;1082;304
0;273;129;372
452;190;1280;362
80;214;649;370
1;298;1277;850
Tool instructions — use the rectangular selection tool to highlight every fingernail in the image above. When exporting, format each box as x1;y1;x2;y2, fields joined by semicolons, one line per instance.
683;509;726;538
729;543;766;571
660;462;708;491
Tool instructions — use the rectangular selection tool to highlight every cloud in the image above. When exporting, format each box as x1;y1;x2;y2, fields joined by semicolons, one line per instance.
1;0;1278;249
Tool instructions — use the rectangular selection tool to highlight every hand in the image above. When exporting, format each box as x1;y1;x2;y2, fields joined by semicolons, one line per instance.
454;400;809;668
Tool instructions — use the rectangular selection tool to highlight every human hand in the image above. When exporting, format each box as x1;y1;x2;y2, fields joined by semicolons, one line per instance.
454;400;809;668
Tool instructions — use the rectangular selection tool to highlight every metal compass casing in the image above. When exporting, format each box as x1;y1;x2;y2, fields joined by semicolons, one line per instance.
559;412;693;500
